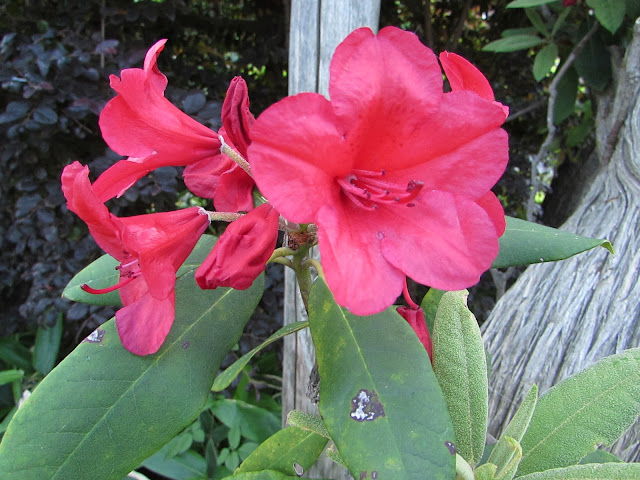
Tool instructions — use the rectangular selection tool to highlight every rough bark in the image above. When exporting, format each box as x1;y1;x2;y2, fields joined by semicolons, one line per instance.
482;18;640;461
283;2;380;478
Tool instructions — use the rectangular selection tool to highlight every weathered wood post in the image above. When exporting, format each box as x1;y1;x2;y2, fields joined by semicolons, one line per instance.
283;1;380;477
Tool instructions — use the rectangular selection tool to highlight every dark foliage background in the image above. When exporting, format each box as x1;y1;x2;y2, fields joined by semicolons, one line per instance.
0;0;287;348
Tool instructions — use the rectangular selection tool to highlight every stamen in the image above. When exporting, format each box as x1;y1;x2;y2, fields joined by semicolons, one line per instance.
81;274;138;295
338;169;423;210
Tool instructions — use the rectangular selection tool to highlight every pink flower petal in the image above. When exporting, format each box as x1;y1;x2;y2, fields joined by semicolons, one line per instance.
250;93;348;223
379;191;499;290
116;291;175;355
316;204;405;315
440;51;495;101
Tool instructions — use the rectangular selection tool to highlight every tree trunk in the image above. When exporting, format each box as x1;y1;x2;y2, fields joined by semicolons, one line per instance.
482;18;640;461
283;2;380;478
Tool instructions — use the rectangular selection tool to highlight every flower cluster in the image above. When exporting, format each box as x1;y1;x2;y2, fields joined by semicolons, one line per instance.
63;27;508;355
62;40;270;355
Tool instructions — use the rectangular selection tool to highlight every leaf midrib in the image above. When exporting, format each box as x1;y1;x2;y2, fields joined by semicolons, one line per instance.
51;282;235;478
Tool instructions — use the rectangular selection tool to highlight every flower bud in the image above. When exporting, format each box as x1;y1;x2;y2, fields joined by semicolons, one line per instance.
196;203;279;290
396;306;433;362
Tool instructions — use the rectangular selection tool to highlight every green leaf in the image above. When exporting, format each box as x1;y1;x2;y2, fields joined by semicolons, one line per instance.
62;253;122;306
518;348;640;476
579;450;623;464
309;279;455;479
0;369;23;386
0;338;32;371
492;217;613;269
286;410;331;438
432;291;487;467
507;0;560;7
420;288;444;333
209;398;280;444
575;22;611;91
553;66;578;124
33;314;63;375
516;463;640;479
587;0;626;34
476;463;498;480
488;385;537;479
0;255;264;479
551;7;572;37
212;321;308;391
533;43;558;81
483;35;544;52
142;443;207;480
224;470;314;479
525;8;550;38
236;426;328;476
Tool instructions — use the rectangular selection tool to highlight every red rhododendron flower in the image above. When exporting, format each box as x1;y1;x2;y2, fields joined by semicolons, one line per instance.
249;26;508;315
439;51;509;120
184;76;256;212
196;203;279;290
62;161;210;355
397;306;433;362
95;39;221;201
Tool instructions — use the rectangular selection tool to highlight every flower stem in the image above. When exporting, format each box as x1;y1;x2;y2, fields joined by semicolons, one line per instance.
207;211;243;223
291;243;313;311
219;135;252;177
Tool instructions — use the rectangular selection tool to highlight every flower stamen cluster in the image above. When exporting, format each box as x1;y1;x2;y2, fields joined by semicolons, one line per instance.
338;168;423;210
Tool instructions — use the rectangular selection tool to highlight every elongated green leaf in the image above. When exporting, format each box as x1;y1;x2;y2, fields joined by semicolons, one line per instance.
225;470;314;479
476;463;498;480
236;426;328;476
493;217;613;269
420;288;444;333
62;253;122;306
507;0;560;7
0;369;23;386
586;0;625;34
432;291;487;467
579;450;622;464
533;44;558;81
516;463;640;479
33;315;63;375
142;446;207;480
286;410;331;438
575;21;611;91
488;385;537;479
213;321;308;391
483;35;544;52
525;8;550;38
0;242;264;480
554;66;578;124
518;348;640;476
309;279;455;479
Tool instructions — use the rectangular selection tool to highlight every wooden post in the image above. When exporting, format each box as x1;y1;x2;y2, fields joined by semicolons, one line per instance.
283;1;380;477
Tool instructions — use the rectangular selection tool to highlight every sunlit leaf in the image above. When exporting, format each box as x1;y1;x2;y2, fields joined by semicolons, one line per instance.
492;217;612;269
236;426;328;476
432;291;487;467
483;35;544;52
516;463;640;479
518;348;640;476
